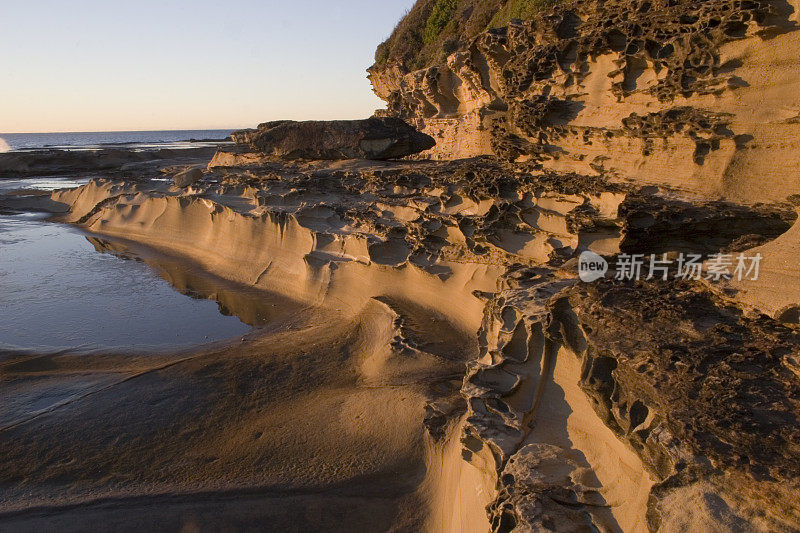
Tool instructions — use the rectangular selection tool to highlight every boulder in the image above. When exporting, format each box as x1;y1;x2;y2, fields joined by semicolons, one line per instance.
231;118;435;160
172;167;203;187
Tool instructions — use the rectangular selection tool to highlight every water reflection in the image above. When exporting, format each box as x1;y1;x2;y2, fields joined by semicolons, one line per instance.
0;213;299;352
86;237;303;328
0;176;91;193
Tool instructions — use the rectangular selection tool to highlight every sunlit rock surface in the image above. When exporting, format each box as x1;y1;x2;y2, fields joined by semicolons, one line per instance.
368;0;800;203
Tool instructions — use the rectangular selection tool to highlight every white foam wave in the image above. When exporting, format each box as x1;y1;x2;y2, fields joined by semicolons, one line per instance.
0;137;11;153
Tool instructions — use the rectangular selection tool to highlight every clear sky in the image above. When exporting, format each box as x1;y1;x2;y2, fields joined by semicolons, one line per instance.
0;0;415;133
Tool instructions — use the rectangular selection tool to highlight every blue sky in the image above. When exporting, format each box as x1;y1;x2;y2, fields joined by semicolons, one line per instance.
0;0;415;132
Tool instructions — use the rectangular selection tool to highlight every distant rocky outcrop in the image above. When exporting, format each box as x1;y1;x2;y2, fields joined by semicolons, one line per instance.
0;147;219;178
229;117;436;160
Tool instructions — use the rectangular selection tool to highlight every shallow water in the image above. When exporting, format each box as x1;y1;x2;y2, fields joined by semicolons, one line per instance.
0;213;258;352
0;176;92;193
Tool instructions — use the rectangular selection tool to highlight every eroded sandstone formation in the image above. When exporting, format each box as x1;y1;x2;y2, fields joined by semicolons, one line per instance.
368;0;800;202
470;266;800;531
30;153;799;531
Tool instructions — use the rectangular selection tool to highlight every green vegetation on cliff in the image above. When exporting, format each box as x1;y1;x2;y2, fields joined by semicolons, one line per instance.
423;0;459;44
489;0;561;28
373;0;561;71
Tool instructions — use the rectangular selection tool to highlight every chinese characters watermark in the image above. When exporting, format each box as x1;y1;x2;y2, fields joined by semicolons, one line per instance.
578;251;762;282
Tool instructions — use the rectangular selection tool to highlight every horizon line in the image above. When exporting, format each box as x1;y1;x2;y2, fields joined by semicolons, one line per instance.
0;127;248;135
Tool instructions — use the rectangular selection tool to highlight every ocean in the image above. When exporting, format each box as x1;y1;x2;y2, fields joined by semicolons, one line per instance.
0;129;236;152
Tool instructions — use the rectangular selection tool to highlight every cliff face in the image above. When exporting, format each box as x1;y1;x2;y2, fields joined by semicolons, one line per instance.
369;0;800;203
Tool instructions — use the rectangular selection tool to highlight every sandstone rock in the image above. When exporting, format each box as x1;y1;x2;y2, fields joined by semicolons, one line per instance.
41;154;800;531
468;264;800;532
369;0;800;202
231;117;436;160
172;167;203;187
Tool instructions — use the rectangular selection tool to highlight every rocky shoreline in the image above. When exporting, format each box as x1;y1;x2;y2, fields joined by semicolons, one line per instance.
1;0;799;529
0;140;796;530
